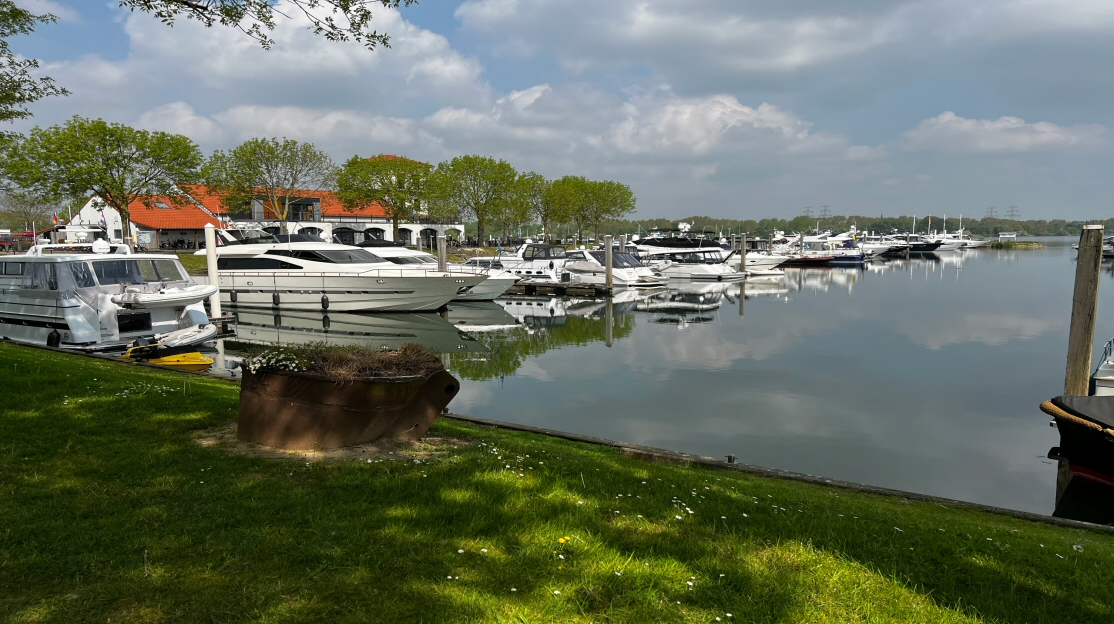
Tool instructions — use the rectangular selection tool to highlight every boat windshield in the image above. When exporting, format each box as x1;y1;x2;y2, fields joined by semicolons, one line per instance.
588;251;642;268
92;259;186;285
224;229;279;245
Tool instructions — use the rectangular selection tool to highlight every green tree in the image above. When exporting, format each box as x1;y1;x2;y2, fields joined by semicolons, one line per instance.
516;172;563;242
119;0;416;50
549;175;590;242
0;190;61;232
203;138;335;234
0;1;67;131
429;155;516;245
591;180;636;241
3;116;202;244
336;154;430;243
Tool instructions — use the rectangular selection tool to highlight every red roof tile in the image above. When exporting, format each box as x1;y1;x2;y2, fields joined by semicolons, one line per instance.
128;196;222;230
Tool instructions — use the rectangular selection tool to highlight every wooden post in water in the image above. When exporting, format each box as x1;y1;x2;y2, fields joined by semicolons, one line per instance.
604;234;614;292
436;234;447;272
1065;224;1104;395
741;231;749;273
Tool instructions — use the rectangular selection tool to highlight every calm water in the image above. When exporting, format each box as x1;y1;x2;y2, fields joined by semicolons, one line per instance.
227;237;1114;515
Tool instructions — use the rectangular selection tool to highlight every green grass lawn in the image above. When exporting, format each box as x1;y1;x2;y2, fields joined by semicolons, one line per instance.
175;252;208;276
2;342;1113;623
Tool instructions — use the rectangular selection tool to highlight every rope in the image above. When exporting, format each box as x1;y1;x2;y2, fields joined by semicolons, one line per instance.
1040;400;1114;437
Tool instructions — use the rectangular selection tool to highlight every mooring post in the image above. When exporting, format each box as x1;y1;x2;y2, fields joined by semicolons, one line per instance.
604;234;614;292
741;231;749;273
1065;224;1104;395
436;234;447;272
203;224;222;319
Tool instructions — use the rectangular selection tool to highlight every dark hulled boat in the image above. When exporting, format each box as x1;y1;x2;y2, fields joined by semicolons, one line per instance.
1041;396;1114;522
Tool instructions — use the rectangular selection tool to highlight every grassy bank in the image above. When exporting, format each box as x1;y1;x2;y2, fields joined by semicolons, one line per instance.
176;252;207;275
989;241;1045;250
2;343;1113;622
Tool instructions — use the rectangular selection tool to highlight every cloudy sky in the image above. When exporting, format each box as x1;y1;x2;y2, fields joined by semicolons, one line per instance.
11;0;1114;219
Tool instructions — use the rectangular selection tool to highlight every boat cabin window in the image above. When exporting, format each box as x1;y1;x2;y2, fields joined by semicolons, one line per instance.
464;259;504;269
22;263;58;290
218;257;301;270
2;261;23;275
92;259;188;284
522;245;565;260
68;262;96;288
566;251;586;260
265;249;385;264
384;256;426;265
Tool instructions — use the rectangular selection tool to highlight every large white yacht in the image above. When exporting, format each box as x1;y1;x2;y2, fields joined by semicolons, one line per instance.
356;242;520;300
1;242;216;349
199;231;485;312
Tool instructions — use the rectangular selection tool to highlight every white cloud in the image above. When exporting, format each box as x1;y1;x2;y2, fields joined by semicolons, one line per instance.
902;112;1104;153
16;0;79;22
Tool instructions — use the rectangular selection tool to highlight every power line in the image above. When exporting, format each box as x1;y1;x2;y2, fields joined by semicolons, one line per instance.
802;206;813;218
819;205;831;219
1005;206;1020;220
985;206;998;219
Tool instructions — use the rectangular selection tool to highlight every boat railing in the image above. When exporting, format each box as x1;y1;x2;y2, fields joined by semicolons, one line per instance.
1098;338;1114;374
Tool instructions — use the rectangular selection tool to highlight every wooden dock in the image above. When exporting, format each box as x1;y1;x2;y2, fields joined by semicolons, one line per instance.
505;282;613;297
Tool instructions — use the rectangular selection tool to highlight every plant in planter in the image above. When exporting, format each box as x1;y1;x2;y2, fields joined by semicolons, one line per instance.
237;343;460;451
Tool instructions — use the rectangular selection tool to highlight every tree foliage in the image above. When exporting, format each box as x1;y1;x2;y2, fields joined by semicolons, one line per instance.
0;191;60;231
120;0;416;50
0;1;67;130
3;116;202;243
203;137;335;232
429;155;517;244
336;154;430;241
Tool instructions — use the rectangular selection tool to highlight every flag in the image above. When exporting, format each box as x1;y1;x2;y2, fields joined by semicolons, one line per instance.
52;213;59;225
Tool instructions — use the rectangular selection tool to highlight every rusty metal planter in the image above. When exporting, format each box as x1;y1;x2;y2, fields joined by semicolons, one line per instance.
238;368;460;450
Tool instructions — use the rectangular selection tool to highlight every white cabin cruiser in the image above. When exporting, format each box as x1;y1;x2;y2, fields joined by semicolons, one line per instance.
198;232;485;312
356;243;519;301
642;248;746;281
563;248;668;287
1;243;216;350
467;243;569;282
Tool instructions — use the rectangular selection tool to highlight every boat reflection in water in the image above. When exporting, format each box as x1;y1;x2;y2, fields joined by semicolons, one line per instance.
226;306;489;354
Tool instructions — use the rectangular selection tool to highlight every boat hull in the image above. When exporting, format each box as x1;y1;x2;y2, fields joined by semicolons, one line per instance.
214;272;482;312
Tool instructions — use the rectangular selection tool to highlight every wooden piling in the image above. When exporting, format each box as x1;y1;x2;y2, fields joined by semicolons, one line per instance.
436;234;447;272
604;235;614;291
1065;224;1104;395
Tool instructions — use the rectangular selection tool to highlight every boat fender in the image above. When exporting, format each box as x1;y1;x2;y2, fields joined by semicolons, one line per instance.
717;275;723;281
273;314;281;327
549;261;554;270
272;292;280;307
321;294;329;310
322;315;330;330
230;290;238;303
46;329;60;348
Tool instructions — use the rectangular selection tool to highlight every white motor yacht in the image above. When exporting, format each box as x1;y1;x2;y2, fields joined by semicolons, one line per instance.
563;248;668;287
641;248;745;281
198;231;485;312
1;242;216;349
356;243;519;301
467;243;570;282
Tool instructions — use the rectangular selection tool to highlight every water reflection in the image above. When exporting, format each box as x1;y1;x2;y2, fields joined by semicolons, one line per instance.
220;242;1114;517
226;307;488;353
